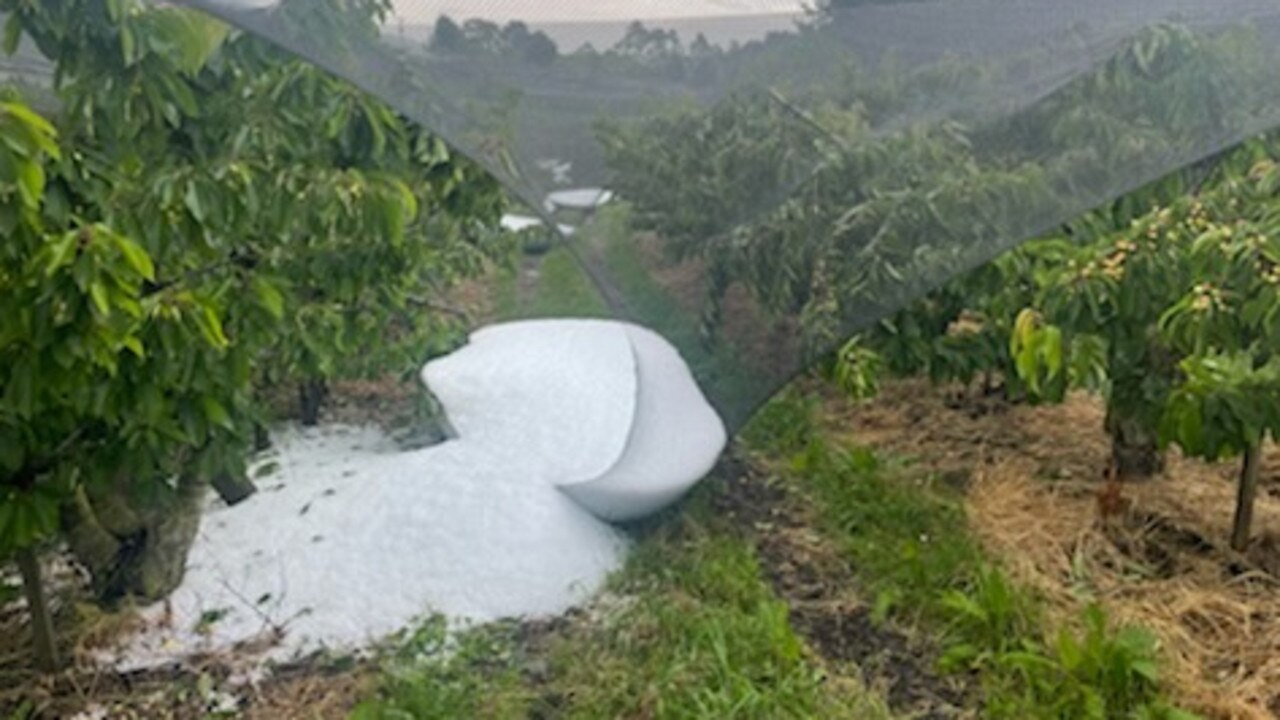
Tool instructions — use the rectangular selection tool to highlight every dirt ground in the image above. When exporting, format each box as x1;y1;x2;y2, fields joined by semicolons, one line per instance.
713;453;974;719
817;377;1280;720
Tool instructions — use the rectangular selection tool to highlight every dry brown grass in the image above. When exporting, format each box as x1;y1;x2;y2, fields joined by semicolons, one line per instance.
821;376;1280;719
970;462;1280;720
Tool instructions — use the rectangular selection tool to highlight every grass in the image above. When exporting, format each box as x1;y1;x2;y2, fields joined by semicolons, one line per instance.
744;390;1197;720
352;490;892;720
750;395;985;628
350;617;530;719
493;246;611;321
350;352;1195;719
544;495;890;720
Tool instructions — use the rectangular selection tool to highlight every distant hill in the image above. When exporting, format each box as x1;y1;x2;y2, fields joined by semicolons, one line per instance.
536;14;800;52
384;13;801;55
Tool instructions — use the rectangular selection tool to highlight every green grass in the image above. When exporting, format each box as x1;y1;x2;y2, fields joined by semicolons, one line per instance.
350;617;530;719
544;495;891;720
745;390;1197;720
742;389;984;626
352;382;1194;720
351;490;892;720
493;246;611;321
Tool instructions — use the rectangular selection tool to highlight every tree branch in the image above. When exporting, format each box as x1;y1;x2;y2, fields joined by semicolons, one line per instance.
143;249;258;297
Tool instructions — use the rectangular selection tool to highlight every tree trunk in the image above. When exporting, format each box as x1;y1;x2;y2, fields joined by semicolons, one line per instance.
15;547;60;672
298;379;327;427
1105;406;1164;478
112;474;206;602
211;472;256;506
253;423;272;452
1104;334;1176;479
66;475;207;604
64;486;123;595
1231;443;1262;552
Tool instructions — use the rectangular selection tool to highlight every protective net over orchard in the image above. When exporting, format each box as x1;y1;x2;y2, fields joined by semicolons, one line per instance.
177;0;1280;428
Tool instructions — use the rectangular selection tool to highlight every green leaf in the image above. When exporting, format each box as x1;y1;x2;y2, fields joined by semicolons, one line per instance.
201;396;233;430
940;590;985;621
145;9;230;74
252;277;285;320
1042;325;1064;377
1130;658;1160;683
114;235;156;281
1176;403;1204;452
2;103;58;158
1082;689;1105;719
1055;628;1083;672
123;336;145;358
0;489;60;550
89;281;111;316
3;14;23;56
184;182;205;222
0;430;24;472
5;358;34;417
938;642;980;672
44;233;77;276
120;23;137;66
196;304;229;348
16;158;44;209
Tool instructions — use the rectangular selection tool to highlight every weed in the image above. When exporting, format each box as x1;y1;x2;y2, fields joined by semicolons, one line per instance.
776;398;1198;719
495;247;610;321
937;565;1039;668
351;616;529;719
966;602;1199;719
798;438;982;625
351;490;890;719
740;390;817;459
544;492;891;719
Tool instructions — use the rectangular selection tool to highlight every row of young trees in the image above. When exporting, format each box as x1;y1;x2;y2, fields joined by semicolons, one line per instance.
0;0;506;671
1009;146;1280;550
834;137;1280;553
600;18;1280;552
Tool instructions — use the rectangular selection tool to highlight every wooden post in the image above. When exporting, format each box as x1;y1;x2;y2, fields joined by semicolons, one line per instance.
1231;443;1262;552
15;546;60;672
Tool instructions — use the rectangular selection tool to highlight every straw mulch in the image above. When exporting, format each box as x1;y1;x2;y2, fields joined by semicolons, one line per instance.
970;457;1280;720
820;378;1280;720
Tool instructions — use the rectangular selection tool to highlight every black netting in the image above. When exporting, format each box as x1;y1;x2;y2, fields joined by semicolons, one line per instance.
173;0;1280;427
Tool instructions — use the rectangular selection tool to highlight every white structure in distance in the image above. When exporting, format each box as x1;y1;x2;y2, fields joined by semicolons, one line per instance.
544;188;615;214
500;213;576;237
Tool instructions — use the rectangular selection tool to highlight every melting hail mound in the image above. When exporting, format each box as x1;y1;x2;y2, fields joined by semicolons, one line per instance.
113;320;726;668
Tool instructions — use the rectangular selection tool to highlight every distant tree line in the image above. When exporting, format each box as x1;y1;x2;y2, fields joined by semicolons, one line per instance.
429;16;558;66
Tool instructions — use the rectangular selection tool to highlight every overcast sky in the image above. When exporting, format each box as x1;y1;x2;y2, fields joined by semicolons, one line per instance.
390;0;808;24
